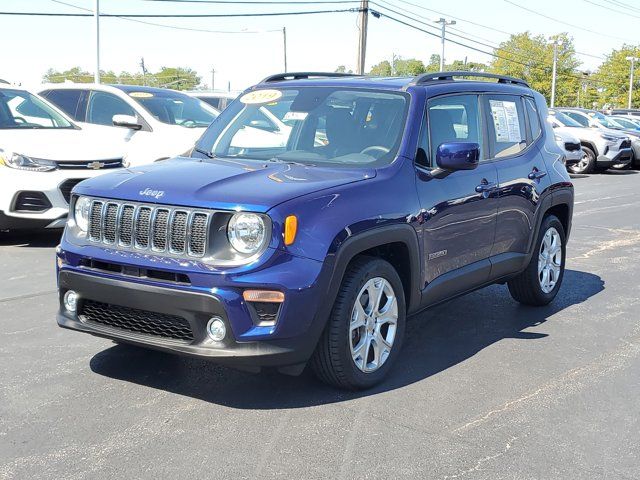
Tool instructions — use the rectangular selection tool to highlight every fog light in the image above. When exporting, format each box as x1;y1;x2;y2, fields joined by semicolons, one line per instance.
63;290;79;313
207;317;226;342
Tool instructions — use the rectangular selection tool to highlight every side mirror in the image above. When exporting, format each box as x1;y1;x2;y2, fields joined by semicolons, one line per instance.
112;114;142;130
436;142;480;171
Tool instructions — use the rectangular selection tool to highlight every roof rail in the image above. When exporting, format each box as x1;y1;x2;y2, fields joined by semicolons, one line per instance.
260;72;362;83
408;71;530;88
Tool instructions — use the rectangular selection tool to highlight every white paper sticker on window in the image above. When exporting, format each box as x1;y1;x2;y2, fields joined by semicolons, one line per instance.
490;100;521;143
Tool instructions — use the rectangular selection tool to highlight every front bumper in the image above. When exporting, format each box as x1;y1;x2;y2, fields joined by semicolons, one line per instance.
0;168;112;229
56;248;331;371
597;146;632;167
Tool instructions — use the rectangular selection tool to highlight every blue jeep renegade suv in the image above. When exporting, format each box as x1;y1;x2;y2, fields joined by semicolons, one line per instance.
56;72;574;389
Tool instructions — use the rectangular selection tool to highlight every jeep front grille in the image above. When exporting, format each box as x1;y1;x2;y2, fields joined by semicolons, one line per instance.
87;199;211;258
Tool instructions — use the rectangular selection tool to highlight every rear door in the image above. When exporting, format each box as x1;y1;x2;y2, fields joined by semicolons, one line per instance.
415;93;498;295
40;89;87;121
486;94;551;276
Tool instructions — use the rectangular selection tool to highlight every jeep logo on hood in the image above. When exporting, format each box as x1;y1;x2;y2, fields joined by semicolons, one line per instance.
139;188;165;199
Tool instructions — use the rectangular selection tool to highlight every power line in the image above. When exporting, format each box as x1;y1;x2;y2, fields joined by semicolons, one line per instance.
0;7;361;18
50;0;282;33
503;0;638;43
581;0;640;20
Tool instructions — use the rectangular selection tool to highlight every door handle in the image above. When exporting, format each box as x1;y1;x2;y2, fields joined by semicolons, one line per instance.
475;180;497;193
528;168;547;180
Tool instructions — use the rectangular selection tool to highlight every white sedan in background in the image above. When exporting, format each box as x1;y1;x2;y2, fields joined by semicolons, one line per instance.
39;83;219;165
0;85;126;231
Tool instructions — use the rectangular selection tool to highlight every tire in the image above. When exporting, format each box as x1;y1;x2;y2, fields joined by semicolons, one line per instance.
311;256;406;390
507;215;566;306
568;146;596;174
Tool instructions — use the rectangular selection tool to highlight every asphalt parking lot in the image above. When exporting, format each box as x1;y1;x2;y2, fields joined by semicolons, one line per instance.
1;170;639;480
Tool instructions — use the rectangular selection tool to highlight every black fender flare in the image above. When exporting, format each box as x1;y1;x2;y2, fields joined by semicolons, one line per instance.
298;224;422;363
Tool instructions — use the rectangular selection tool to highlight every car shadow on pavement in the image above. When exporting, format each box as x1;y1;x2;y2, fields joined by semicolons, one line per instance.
89;269;604;409
0;230;62;248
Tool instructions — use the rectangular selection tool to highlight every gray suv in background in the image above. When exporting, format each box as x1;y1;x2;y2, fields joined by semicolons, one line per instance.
549;109;632;174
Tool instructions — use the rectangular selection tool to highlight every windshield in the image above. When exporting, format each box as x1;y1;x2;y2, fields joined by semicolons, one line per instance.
197;87;408;167
589;111;618;128
0;89;73;129
126;90;218;128
609;116;639;129
550;110;582;128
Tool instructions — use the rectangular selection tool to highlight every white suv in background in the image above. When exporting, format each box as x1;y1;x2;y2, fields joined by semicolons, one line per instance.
0;85;126;231
39;84;219;165
548;109;632;174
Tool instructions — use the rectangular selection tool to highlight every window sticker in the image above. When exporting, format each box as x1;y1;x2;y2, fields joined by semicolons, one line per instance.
489;100;521;142
240;89;282;105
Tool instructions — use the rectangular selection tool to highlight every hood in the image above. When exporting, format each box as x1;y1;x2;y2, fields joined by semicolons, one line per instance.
73;156;376;212
0;127;125;160
555;125;627;142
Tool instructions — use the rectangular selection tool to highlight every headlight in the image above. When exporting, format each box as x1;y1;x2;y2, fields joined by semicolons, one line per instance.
227;212;266;254
554;134;562;142
74;196;92;233
600;133;620;142
0;150;57;172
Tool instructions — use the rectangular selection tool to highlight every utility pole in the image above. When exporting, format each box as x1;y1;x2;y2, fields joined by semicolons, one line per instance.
356;0;369;75
434;17;455;71
282;27;288;72
211;67;215;90
626;56;639;109
94;0;100;83
140;57;147;86
550;38;559;108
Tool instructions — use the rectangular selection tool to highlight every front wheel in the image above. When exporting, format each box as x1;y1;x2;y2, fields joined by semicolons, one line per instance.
311;257;406;390
568;146;596;174
507;215;566;306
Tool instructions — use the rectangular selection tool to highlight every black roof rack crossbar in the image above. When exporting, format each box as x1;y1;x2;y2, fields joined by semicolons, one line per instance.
408;71;530;88
260;72;363;83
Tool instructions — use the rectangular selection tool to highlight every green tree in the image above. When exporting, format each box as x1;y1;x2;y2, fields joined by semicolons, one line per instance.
154;67;200;90
43;67;93;83
592;45;640;108
393;58;426;76
489;32;581;106
334;65;353;74
369;60;392;76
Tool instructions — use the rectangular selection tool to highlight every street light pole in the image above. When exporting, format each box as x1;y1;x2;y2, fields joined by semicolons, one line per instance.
94;0;100;83
283;27;288;72
356;0;369;75
434;17;455;71
550;38;559;108
211;68;215;90
626;56;639;109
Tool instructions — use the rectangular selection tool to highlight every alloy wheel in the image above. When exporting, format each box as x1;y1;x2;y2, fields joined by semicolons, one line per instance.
538;227;562;294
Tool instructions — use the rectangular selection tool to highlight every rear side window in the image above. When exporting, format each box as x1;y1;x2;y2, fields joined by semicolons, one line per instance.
40;89;85;121
485;95;527;158
87;91;135;126
425;94;482;167
525;97;541;140
564;111;589;127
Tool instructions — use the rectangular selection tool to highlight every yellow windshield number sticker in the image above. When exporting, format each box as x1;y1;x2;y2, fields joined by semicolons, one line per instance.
240;89;282;105
130;92;154;98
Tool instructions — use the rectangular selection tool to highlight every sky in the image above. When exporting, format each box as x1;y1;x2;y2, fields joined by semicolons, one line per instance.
2;0;640;91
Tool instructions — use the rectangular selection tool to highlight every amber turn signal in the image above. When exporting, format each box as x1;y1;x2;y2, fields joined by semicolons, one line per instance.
284;215;298;246
243;290;285;303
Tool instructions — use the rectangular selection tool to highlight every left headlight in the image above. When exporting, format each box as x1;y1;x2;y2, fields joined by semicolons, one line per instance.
227;212;267;254
73;196;92;234
0;150;57;172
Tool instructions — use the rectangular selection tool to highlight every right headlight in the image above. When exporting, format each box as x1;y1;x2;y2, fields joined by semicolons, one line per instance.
73;196;92;234
0;149;57;172
600;133;620;143
227;212;267;254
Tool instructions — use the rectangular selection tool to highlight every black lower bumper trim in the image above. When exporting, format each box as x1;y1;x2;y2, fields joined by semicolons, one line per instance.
0;211;66;231
57;270;312;369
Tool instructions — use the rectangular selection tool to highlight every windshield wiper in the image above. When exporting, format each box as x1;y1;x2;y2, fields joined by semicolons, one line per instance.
268;156;313;167
194;147;216;159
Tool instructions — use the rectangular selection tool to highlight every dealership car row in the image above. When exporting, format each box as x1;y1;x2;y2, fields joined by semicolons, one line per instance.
0;78;639;232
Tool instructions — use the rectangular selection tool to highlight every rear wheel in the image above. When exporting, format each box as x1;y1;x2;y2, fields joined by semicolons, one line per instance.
507;215;566;306
568;146;596;174
311;257;406;390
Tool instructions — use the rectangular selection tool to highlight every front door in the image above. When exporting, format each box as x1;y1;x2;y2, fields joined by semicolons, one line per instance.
414;93;498;299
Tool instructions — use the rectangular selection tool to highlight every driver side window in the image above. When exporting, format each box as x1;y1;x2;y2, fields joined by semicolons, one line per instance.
421;94;481;167
87;91;135;126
